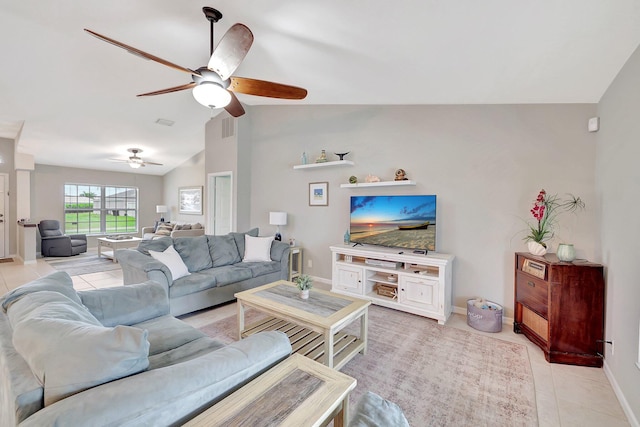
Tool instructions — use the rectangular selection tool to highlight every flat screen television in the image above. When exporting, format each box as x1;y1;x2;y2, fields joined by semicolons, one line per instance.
350;195;437;252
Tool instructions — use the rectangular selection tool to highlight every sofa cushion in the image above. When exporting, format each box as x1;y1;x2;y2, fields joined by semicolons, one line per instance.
208;234;241;267
235;261;280;278
230;228;259;259
169;272;218;298
243;235;274;262
195;266;253;288
174;235;213;272
149;245;191;281
137;236;172;256
1;271;81;312
7;291;149;406
133;315;207;357
350;391;411;427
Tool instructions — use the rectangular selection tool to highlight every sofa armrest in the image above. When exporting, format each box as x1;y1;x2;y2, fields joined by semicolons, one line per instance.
116;249;173;287
79;281;170;327
19;331;292;427
271;241;290;280
68;234;86;241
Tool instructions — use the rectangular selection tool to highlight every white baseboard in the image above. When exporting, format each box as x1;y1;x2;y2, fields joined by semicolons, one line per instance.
604;361;640;427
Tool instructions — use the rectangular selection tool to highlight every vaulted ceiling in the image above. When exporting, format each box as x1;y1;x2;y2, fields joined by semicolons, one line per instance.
1;1;639;175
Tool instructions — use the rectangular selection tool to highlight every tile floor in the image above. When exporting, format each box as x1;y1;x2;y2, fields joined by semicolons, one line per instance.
0;255;631;427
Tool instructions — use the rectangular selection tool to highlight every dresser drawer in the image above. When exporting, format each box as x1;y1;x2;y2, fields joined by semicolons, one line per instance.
516;271;548;318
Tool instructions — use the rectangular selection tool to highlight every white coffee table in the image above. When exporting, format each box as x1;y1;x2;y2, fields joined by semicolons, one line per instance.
97;237;142;262
235;281;370;370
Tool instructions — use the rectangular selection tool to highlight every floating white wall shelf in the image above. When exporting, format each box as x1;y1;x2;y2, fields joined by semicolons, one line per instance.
340;180;416;188
293;160;354;169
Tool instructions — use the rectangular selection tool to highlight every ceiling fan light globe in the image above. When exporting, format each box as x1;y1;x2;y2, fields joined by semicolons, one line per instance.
129;162;142;169
192;82;231;109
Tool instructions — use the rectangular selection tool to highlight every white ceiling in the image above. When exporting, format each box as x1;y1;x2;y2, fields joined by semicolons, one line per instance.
1;1;639;175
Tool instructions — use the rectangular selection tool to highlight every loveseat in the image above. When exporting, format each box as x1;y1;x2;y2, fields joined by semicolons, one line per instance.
141;222;205;240
0;271;292;426
117;228;290;316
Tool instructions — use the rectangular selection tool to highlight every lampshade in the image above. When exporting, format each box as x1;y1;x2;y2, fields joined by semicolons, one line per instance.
269;212;287;226
156;205;168;214
192;82;232;108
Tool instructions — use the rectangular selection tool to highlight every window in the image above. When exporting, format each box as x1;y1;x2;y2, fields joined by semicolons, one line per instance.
64;184;138;235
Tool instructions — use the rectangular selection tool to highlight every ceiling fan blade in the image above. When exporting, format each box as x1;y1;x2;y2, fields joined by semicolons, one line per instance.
109;158;129;163
137;83;196;97
229;77;307;100
207;23;254;80
224;91;245;117
143;161;163;166
84;29;201;77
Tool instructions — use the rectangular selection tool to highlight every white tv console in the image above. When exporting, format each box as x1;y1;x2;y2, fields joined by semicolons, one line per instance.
330;245;455;324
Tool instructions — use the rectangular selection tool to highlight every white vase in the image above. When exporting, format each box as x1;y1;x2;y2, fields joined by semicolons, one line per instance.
557;243;576;262
527;241;547;256
300;289;310;299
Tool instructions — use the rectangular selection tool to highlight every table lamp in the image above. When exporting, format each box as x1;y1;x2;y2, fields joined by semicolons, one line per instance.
156;205;168;222
269;212;287;241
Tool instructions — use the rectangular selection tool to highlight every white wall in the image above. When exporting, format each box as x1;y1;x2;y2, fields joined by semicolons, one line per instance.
241;104;598;316
597;43;640;424
163;150;205;226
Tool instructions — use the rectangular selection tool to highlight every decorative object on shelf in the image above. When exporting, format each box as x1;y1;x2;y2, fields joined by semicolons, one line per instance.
348;175;358;184
344;229;350;245
295;274;313;299
156;205;167;222
394;169;408;181
179;186;203;215
523;188;585;254
527;241;547;256
269;211;287;241
315;149;328;163
309;182;329;206
335;152;350;161
365;174;380;183
301;152;307;165
556;243;576;262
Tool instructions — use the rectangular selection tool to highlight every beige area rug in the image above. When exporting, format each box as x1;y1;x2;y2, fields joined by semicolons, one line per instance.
45;254;121;276
199;305;538;426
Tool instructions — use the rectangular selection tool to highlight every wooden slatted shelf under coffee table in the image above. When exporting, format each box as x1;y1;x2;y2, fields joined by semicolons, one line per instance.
183;353;357;427
235;280;371;370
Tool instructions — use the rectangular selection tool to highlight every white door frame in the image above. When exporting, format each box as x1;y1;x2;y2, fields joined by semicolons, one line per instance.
0;173;9;259
207;172;234;235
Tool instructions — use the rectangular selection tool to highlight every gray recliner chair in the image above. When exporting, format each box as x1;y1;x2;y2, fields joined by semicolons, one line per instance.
38;220;87;257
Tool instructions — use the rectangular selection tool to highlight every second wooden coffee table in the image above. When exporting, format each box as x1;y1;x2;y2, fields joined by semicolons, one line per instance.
235;281;371;370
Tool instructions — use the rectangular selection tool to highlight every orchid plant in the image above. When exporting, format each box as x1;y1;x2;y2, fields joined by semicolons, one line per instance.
525;189;585;247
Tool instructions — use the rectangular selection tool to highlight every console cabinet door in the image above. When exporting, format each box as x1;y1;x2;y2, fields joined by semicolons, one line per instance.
399;276;439;312
334;264;363;294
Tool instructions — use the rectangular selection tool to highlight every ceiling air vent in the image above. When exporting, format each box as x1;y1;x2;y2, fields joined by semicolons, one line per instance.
222;117;235;139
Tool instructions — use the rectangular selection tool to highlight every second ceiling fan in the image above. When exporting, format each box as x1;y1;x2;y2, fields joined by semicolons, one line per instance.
85;7;307;118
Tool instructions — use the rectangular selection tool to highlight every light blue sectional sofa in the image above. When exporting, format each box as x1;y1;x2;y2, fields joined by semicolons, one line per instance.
116;228;290;316
0;271;292;426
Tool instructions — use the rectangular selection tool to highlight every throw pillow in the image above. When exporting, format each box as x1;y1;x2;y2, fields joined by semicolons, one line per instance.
243;235;274;262
192;222;203;229
8;291;150;406
350;391;410;427
231;228;259;258
155;223;174;236
149;245;191;280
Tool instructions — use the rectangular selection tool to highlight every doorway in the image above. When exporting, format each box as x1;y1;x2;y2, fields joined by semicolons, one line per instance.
207;172;233;235
0;174;8;258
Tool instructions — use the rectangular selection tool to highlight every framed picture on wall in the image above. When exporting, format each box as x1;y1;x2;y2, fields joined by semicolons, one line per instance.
309;182;329;206
179;186;203;214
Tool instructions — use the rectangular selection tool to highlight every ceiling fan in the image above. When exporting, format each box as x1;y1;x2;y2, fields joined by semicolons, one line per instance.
84;7;307;118
110;148;162;169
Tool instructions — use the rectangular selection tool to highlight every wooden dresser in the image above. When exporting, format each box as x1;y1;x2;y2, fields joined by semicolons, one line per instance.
514;252;605;367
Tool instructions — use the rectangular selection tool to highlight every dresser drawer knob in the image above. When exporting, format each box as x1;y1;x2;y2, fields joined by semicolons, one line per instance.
527;281;535;287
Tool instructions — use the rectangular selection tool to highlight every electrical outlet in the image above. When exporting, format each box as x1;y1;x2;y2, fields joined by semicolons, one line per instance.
308;259;313;268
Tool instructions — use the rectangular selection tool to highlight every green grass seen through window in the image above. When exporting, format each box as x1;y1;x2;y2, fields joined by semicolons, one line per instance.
65;212;137;234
